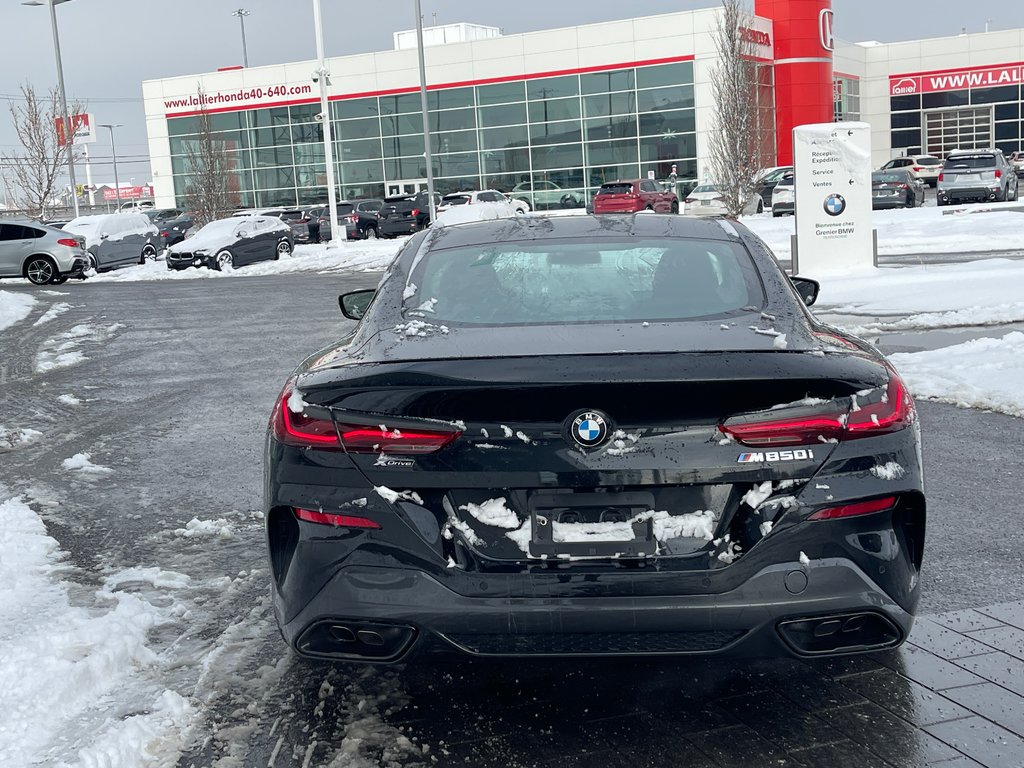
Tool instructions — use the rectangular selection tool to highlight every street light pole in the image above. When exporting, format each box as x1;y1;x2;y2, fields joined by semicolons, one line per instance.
24;0;79;217
313;0;340;247
414;0;436;223
99;124;122;210
232;8;250;67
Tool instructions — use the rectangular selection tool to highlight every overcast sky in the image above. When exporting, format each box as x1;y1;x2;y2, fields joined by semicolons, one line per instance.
0;0;1020;186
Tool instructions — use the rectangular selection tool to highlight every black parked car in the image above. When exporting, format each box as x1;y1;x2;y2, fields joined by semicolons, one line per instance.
317;199;385;241
265;214;924;665
871;170;925;210
155;212;195;248
166;215;292;271
377;191;442;237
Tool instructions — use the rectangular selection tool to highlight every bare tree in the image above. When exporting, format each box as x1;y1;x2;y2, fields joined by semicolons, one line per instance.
708;0;772;217
182;95;238;224
1;83;85;216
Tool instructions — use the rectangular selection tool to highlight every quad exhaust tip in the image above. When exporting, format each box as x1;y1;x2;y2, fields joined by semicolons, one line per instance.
297;619;418;662
777;611;902;656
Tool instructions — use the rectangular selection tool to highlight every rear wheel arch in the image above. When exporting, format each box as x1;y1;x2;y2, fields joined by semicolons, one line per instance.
23;253;58;285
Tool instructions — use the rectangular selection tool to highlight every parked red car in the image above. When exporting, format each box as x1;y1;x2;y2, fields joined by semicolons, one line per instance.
592;179;679;214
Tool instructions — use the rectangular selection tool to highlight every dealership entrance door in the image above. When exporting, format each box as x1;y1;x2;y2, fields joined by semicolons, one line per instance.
387;180;426;196
926;107;992;157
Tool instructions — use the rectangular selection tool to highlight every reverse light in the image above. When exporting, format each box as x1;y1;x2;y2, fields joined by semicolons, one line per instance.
808;496;897;521
56;238;80;248
720;369;914;447
293;507;381;528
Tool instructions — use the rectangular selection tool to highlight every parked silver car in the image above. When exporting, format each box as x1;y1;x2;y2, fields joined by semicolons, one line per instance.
63;213;161;272
0;219;89;285
937;149;1019;205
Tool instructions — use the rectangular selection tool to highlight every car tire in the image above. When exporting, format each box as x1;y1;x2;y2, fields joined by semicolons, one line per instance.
755;199;764;214
140;244;157;264
772;210;782;217
671;201;680;214
364;227;378;240
559;194;578;209
275;239;292;260
213;250;234;271
51;274;69;285
25;255;58;285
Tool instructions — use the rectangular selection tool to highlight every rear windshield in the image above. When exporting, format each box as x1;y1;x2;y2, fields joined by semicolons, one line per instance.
442;195;470;205
692;184;719;193
335;204;355;215
597;183;634;195
408;238;763;326
873;172;906;183
944;155;997;170
916;157;941;166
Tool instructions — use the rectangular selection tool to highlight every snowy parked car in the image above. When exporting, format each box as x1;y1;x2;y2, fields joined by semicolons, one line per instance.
437;190;528;215
683;185;765;216
165;216;293;271
63;213;160;272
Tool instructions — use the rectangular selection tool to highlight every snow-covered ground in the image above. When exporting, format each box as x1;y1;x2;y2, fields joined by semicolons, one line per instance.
744;200;1024;260
0;290;35;331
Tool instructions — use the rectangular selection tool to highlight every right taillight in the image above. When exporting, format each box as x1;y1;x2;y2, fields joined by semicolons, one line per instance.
720;368;914;447
272;385;461;453
808;496;897;521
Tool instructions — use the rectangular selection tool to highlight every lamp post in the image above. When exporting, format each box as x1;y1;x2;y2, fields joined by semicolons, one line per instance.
23;0;79;217
99;123;122;210
231;8;250;67
414;0;436;223
312;0;340;246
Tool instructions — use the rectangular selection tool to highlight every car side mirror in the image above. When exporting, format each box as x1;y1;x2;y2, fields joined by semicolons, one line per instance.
791;276;820;307
339;289;375;320
238;229;250;238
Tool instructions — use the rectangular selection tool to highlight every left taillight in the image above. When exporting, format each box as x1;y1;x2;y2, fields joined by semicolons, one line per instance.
293;507;381;528
719;368;914;447
272;385;461;453
56;238;80;248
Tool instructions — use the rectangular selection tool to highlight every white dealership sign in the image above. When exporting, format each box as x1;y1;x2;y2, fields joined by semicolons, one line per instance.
792;122;873;274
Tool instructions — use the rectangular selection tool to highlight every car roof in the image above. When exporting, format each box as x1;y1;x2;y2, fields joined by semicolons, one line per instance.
420;212;733;249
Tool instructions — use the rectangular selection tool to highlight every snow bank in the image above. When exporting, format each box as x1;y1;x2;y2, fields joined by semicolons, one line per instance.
744;202;1024;260
85;239;404;283
0;496;193;766
0;291;35;332
890;331;1024;417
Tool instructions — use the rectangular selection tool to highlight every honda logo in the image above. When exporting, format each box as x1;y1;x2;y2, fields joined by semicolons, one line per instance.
819;8;835;52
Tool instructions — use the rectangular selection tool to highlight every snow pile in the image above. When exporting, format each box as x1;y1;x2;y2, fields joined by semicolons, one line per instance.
744;203;1024;260
36;323;121;373
890;331;1024;417
61;452;114;476
0;496;193;767
0;290;35;331
57;394;81;406
173;517;234;538
33;302;72;326
0;426;42;451
459;497;519;529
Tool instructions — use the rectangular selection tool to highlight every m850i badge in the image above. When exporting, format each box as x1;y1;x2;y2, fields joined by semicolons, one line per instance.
737;449;815;463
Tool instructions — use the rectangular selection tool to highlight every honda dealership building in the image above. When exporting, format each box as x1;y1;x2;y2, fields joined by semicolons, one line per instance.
142;1;1024;210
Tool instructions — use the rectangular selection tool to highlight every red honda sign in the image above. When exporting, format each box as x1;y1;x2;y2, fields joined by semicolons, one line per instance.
890;63;1024;96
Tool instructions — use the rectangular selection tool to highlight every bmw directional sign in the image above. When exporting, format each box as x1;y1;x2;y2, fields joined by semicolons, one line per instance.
793;122;874;274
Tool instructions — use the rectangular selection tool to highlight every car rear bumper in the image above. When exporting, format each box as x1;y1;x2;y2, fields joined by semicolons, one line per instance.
379;220;419;235
938;185;1002;202
276;558;914;662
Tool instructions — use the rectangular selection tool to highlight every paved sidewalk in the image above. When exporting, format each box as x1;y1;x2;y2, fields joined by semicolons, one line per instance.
389;601;1024;767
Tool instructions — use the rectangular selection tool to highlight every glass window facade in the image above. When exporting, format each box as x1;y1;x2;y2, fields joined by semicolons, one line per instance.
167;60;697;209
890;85;1023;158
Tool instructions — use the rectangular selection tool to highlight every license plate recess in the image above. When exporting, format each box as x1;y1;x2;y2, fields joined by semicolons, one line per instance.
528;492;656;558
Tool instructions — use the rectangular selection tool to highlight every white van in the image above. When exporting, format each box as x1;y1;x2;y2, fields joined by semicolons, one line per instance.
64;213;160;272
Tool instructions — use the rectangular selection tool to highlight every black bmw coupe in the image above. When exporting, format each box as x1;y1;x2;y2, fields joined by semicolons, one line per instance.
264;214;924;664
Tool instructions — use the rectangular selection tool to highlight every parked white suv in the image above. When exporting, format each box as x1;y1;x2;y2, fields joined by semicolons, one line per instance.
878;155;942;187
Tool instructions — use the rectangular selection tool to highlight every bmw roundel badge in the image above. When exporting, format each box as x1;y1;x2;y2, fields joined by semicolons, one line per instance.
571;411;609;449
823;193;847;216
